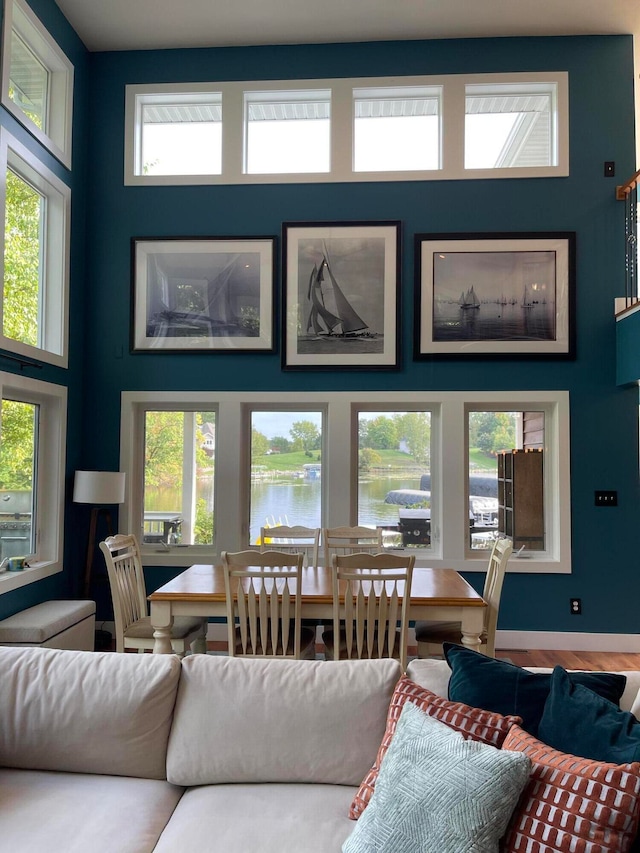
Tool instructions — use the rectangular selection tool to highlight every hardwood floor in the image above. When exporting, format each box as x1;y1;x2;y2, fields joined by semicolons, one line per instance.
205;640;640;671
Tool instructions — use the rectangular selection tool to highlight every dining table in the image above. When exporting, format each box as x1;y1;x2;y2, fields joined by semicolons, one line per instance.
148;563;487;655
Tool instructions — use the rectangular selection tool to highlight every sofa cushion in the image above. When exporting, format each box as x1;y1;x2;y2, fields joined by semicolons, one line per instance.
153;782;356;853
166;655;402;786
502;724;640;853
444;642;627;735
538;665;640;763
344;703;531;853
0;646;182;779
349;674;522;820
0;768;184;853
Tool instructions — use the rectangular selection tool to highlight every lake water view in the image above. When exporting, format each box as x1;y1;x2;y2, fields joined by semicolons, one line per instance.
433;300;555;342
146;475;422;544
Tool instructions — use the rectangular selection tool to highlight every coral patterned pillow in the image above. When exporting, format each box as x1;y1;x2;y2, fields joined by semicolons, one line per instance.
349;675;522;820
502;724;640;853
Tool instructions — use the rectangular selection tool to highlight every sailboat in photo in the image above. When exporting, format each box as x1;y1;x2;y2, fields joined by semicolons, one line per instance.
458;285;480;309
522;284;534;308
306;256;371;338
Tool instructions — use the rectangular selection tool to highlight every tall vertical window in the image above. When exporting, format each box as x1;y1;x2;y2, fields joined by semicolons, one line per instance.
1;0;74;167
465;82;557;170
0;130;70;367
0;398;37;560
249;410;323;543
244;89;331;174
357;410;432;548
353;86;441;172
143;410;216;547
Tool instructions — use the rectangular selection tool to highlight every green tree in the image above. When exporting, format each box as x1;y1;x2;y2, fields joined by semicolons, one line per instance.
290;420;320;451
3;169;40;348
144;411;185;488
358;447;382;471
252;427;270;457
469;412;516;455
270;435;291;453
364;415;398;449
394;412;430;465
0;399;36;490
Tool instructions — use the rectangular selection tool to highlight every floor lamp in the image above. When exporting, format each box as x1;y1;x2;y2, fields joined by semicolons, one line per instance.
74;470;126;600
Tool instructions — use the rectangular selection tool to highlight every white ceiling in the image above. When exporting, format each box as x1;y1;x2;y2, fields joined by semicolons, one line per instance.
55;0;640;53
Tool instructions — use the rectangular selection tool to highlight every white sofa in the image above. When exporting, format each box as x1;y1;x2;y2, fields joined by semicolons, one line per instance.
1;647;640;853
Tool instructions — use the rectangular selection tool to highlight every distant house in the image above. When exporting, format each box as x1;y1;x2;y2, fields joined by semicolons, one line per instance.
200;422;216;456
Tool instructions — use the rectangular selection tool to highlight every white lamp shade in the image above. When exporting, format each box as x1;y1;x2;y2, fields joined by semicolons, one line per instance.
73;470;126;505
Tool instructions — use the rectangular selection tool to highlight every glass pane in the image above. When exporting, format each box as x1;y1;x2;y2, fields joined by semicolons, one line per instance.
468;411;545;551
3;168;42;348
141;101;222;175
357;411;431;549
245;91;330;174
465;84;554;169
0;398;37;560
249;411;323;543
354;87;440;172
143;411;215;545
9;30;48;131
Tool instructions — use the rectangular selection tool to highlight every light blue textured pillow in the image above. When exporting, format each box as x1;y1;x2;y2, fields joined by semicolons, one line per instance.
343;701;531;853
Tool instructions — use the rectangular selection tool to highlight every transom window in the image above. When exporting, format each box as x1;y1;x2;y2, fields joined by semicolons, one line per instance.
125;72;568;185
1;0;74;167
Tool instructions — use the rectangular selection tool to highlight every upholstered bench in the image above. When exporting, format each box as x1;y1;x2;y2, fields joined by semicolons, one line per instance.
0;600;95;650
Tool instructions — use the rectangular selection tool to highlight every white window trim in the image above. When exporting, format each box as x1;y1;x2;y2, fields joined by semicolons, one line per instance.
124;71;568;186
0;371;67;593
0;0;74;168
0;128;71;368
120;389;571;574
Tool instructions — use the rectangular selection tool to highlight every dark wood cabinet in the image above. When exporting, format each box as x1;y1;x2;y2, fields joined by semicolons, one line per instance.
497;450;544;551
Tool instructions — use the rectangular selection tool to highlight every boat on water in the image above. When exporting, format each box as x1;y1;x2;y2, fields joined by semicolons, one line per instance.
458;285;480;309
522;284;534;308
306;252;374;339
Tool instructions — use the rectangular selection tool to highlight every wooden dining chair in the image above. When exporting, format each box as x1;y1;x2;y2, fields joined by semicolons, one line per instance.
259;525;320;568
99;533;207;655
415;536;513;658
322;525;383;567
322;551;415;671
221;549;316;660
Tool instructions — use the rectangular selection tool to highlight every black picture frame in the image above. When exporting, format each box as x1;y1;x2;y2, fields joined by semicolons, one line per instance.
414;231;576;359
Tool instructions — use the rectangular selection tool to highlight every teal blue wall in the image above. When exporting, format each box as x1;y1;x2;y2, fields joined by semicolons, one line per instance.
3;3;640;636
617;309;640;385
0;0;89;618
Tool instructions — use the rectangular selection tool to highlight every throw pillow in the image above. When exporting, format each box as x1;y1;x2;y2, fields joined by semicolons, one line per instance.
343;703;531;853
538;665;640;764
349;674;522;820
502;724;640;853
444;642;627;736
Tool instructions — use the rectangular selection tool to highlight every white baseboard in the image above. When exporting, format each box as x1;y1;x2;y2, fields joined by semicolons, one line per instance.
496;630;640;653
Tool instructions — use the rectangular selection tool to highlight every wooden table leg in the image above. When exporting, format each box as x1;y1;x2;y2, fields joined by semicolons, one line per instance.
460;606;485;652
150;601;174;654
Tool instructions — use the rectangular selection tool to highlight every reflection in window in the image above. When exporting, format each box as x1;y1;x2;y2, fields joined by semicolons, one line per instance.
9;30;47;130
0;398;37;560
143;410;215;546
357;411;431;549
250;410;323;543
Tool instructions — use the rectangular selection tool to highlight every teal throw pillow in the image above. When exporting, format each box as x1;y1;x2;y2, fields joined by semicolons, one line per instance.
538;665;640;764
342;702;531;853
444;643;626;736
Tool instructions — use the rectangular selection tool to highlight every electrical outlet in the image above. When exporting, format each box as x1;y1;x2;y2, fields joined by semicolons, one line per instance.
570;598;582;615
594;490;618;506
604;161;615;177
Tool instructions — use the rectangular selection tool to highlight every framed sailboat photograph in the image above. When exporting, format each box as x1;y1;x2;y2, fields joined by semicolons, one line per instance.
282;221;401;370
131;236;276;352
414;232;576;359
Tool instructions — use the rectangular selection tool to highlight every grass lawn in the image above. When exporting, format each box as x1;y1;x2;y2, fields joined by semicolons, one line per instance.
253;447;496;474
